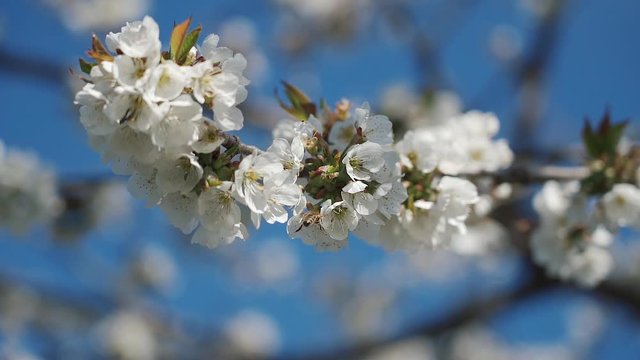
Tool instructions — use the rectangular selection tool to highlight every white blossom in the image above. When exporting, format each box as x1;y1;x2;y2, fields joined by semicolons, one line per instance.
194;182;247;248
192;120;225;153
267;137;304;182
354;104;393;145
320;200;359;240
287;211;348;251
50;0;149;32
97;311;157;360
0;141;62;234
146;61;189;101
106;16;161;61
104;89;169;132
159;191;198;234
149;95;202;152
234;153;285;214
395;130;439;173
342;189;378;216
602;183;640;228
75;83;118;136
343;141;385;181
272;116;322;143
531;223;614;287
113;55;154;91
127;168;163;206
531;181;615;287
199;33;234;64
399;177;479;249
328;117;356;150
224;310;281;357
74;16;254;248
155;153;203;194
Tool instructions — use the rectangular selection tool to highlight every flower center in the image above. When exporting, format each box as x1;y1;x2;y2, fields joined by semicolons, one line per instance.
158;71;171;86
339;126;355;143
349;158;363;170
332;205;346;219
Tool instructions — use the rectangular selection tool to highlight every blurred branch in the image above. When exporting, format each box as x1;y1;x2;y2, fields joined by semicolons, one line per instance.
279;264;551;360
473;163;589;184
378;0;478;90
221;133;263;155
513;0;569;152
470;0;571;153
279;254;640;360
0;47;67;85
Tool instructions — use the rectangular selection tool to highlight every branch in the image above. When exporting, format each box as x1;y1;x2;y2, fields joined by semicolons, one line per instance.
221;132;263;155
0;47;67;85
473;163;589;184
513;0;569;151
277;253;640;360
279;265;552;360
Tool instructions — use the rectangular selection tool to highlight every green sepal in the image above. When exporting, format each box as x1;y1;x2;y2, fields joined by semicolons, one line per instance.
276;81;317;121
79;58;95;74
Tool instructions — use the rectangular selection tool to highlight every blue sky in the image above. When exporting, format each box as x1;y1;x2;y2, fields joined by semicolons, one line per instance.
1;0;639;358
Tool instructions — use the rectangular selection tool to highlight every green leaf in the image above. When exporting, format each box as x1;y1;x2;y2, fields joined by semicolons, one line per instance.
79;58;95;74
276;82;317;121
581;109;628;159
170;17;192;61
582;120;599;158
604;121;628;156
176;26;202;65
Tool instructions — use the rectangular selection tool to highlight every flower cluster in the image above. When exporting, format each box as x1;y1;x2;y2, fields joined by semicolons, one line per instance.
275;103;408;250
74;17;516;253
74;17;258;247
374;111;513;250
531;114;640;287
0;140;62;234
532;177;640;287
531;181;615;287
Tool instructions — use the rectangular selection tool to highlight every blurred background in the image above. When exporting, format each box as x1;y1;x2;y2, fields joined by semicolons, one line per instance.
1;0;640;359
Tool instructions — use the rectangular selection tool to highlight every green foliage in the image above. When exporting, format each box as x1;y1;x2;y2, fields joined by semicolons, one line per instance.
276;82;317;121
78;58;95;74
581;109;630;194
582;109;628;160
169;17;201;65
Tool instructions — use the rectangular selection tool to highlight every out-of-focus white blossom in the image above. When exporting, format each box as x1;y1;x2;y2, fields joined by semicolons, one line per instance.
489;25;523;61
47;0;149;32
0;141;62;234
404;177;479;249
96;311;156;360
365;338;435;360
224;310;281;358
396;111;513;176
133;245;178;292
602;183;640;228
531;181;615;287
380;87;462;129
449;326;575;360
218;17;269;84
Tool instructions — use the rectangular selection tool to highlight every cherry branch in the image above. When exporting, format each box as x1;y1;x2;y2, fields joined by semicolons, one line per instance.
474;163;589;184
0;47;66;85
277;255;640;360
221;132;263;155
